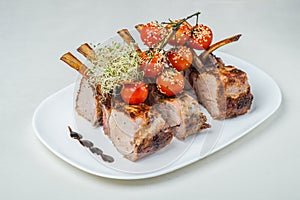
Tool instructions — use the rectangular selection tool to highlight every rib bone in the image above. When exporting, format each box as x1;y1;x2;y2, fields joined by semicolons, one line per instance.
135;24;143;33
77;43;97;61
117;29;141;53
60;52;88;76
201;34;242;60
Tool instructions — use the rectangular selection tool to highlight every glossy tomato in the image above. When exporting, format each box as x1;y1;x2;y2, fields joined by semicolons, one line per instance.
121;82;149;105
167;46;193;71
140;22;166;47
156;69;184;96
188;24;213;50
166;20;191;46
140;50;165;78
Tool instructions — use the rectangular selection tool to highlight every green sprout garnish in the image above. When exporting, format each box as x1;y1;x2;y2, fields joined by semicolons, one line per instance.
87;42;143;95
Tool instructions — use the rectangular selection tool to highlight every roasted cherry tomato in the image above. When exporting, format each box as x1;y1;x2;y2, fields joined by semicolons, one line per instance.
166;20;191;46
140;22;166;47
121;82;149;105
140;50;165;78
156;69;184;96
188;24;213;50
167;46;193;71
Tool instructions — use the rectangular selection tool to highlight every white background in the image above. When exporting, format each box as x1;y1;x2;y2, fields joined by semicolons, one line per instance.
1;0;299;199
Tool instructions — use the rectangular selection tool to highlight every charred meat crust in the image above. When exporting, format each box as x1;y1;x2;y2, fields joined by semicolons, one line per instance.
126;127;174;161
226;87;253;118
186;53;253;119
114;103;151;119
104;97;174;161
176;93;210;140
220;64;253;118
147;84;210;140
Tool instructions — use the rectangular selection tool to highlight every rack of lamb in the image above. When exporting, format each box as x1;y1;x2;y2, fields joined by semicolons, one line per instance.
60;12;252;161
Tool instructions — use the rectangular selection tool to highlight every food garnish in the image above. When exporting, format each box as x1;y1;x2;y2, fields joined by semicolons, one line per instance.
188;24;213;50
87;42;143;95
87;12;211;103
167;46;192;71
166;20;191;46
156;69;184;96
139;50;165;78
62;12;219;104
140;22;167;48
121;82;149;105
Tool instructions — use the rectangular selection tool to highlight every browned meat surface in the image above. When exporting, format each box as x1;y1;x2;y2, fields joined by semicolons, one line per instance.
148;84;210;140
75;77;103;126
147;84;181;128
76;79;208;161
186;54;253;119
102;100;173;161
175;93;210;140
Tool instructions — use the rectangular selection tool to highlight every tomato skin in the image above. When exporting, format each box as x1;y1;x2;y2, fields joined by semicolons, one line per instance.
156;69;184;96
140;22;166;47
188;24;213;50
167;46;193;71
166;21;191;46
140;50;165;78
121;82;149;105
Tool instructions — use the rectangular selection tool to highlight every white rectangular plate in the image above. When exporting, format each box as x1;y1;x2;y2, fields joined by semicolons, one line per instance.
32;52;281;180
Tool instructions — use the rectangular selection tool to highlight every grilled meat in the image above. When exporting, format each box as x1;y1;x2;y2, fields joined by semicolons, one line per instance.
174;93;210;140
148;84;210;140
102;99;173;161
186;53;253;119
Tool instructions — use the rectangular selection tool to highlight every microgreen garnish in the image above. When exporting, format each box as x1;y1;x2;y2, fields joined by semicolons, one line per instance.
87;42;143;95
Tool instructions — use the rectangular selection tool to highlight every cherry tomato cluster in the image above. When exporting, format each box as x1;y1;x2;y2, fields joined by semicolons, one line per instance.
140;21;213;50
121;17;213;105
121;48;185;104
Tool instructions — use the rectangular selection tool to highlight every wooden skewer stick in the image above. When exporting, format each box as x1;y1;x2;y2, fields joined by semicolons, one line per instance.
77;43;97;61
200;34;242;60
60;52;88;76
117;29;141;53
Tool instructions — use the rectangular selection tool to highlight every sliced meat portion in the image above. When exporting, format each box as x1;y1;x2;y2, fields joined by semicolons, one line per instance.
147;84;181;128
75;77;103;126
186;54;253;119
175;93;210;140
149;84;210;140
102;100;173;161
